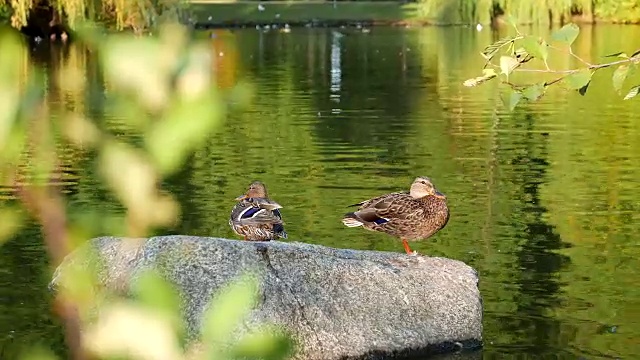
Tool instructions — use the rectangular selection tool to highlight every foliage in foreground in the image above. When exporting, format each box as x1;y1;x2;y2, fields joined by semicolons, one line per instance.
463;17;640;110
0;21;291;360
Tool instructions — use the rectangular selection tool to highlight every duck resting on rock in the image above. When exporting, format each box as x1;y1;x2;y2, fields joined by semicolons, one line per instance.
341;176;450;255
229;181;288;241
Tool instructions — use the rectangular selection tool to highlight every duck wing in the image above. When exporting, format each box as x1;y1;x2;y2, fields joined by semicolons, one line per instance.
347;191;409;209
233;198;284;226
348;192;425;224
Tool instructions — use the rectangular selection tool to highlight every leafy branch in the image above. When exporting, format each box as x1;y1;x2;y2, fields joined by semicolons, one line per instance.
464;20;640;110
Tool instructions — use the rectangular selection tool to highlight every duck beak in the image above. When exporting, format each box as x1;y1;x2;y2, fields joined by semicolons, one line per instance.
234;194;248;201
434;191;446;199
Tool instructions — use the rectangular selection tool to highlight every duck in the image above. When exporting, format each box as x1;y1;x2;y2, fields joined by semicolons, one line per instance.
229;181;288;241
341;176;449;255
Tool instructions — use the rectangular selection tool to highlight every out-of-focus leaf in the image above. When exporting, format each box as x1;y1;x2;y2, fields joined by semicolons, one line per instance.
578;82;590;96
612;65;629;94
0;123;26;164
100;36;168;110
623;85;640;100
201;273;259;345
53;246;103;307
551;23;580;46
500;56;520;76
131;270;183;330
62;115;100;147
19;346;59;360
0;205;24;245
521;36;548;62
99;141;156;212
226;81;255;110
83;302;183;360
503;14;519;30
67;211;128;248
564;70;593;90
603;51;628;58
0;29;26;151
231;326;294;360
522;83;546;101
145;92;224;175
501;89;522;111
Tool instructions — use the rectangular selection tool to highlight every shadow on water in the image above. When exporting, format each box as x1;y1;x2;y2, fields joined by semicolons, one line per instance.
488;110;574;356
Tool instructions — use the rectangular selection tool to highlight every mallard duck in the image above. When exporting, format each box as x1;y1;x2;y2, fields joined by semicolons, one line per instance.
229;181;288;241
341;176;449;255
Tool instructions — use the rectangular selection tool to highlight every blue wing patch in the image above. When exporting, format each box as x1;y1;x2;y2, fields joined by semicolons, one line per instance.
242;207;262;219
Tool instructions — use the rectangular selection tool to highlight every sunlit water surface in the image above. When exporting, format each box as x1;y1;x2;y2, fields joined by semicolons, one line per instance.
1;24;640;359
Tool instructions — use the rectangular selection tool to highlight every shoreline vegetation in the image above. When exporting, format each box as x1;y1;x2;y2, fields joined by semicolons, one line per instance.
188;0;640;29
2;0;640;36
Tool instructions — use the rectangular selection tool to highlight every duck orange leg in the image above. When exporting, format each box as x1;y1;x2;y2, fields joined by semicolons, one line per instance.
402;238;413;254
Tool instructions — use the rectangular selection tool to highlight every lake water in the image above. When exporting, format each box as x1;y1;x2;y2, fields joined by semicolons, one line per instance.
1;24;640;359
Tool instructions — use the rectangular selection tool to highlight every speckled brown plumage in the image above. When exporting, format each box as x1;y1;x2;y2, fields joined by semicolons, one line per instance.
341;176;450;254
229;181;288;241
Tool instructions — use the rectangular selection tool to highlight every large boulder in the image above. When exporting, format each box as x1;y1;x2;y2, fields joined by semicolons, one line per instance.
50;236;483;359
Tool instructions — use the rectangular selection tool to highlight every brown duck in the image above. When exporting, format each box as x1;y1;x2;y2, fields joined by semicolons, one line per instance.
341;176;450;254
229;181;288;241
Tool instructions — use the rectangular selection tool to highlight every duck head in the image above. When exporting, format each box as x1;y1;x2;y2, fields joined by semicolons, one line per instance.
409;176;446;200
235;181;268;201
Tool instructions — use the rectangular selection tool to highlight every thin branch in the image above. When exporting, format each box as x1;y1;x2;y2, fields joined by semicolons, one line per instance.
15;182;88;360
13;108;89;360
569;48;593;67
511;57;637;74
548;44;593;67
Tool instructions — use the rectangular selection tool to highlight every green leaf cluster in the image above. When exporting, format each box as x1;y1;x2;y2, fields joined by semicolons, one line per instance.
0;19;293;360
464;19;640;110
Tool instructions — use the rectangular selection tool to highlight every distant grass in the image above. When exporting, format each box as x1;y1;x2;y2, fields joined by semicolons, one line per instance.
188;1;423;27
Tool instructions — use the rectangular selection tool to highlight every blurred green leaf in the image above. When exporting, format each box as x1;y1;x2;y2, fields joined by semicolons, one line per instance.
0;29;25;152
0;28;23;84
501;89;522;111
99;140;158;214
522;83;546;101
0;205;24;245
521;36;548;62
603;51;628;59
67;213;128;249
84;301;183;360
231;326;294;360
499;56;519;76
564;70;593;90
551;23;580;46
19;346;59;360
131;270;183;329
146;93;224;175
101;36;168;110
201;273;259;345
623;85;640;100
503;14;519;31
578;82;590;96
0;123;26;166
612;65;629;94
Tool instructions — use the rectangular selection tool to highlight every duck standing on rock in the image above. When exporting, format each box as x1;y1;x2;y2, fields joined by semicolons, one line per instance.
341;176;450;255
229;181;288;241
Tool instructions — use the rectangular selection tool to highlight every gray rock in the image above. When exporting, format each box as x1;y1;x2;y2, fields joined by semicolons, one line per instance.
50;235;483;359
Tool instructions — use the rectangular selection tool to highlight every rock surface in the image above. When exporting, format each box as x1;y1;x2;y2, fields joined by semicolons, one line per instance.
50;236;483;359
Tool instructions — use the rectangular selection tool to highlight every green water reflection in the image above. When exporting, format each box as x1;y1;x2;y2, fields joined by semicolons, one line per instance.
1;24;640;359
